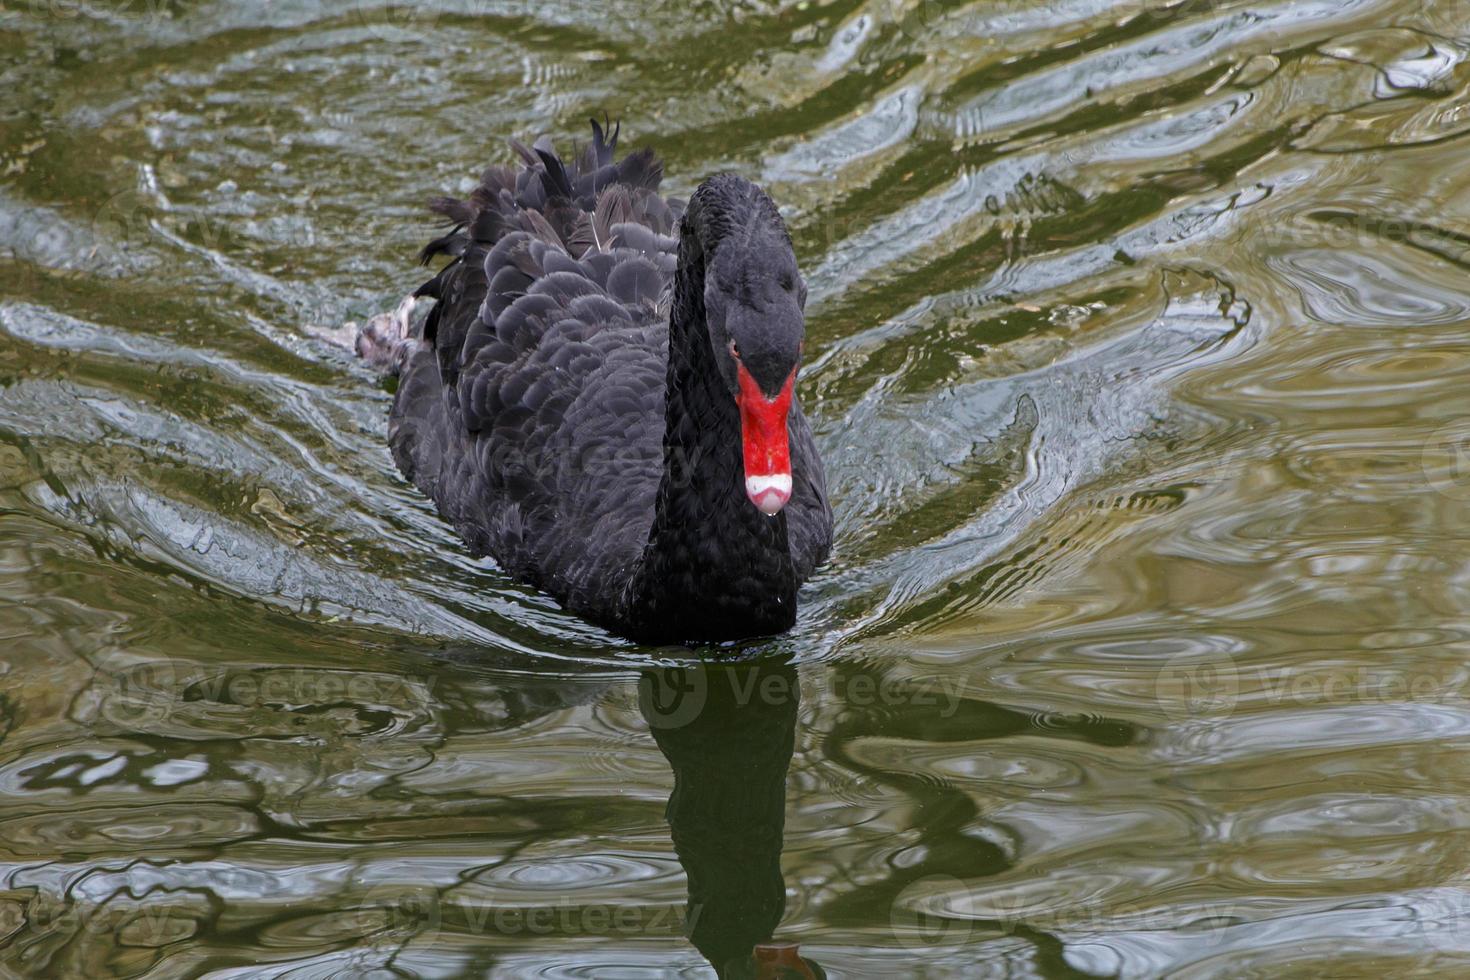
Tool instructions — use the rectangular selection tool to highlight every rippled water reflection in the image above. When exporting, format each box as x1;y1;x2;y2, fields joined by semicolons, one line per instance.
5;0;1470;975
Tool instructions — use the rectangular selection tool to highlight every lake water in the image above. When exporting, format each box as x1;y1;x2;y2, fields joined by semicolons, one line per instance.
4;0;1470;976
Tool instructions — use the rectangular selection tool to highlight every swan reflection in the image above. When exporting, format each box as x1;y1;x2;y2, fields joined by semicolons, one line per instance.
642;659;822;979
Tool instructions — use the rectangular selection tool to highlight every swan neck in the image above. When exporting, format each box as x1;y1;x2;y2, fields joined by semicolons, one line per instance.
620;216;798;642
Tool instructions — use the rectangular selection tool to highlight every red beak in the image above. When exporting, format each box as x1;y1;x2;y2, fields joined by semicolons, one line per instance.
735;363;795;516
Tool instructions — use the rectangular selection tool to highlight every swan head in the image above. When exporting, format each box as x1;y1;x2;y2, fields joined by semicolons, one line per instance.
695;178;807;517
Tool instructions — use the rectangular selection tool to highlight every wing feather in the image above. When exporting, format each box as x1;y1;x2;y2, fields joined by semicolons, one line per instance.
387;122;679;618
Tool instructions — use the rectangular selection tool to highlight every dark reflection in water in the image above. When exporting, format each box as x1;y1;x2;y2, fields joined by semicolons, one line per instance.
637;657;1144;977
643;661;811;977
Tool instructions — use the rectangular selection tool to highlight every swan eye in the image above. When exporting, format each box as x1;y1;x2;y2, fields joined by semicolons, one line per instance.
779;274;795;292
728;340;740;359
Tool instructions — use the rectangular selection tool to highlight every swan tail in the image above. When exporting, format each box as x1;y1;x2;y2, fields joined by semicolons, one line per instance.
414;119;670;270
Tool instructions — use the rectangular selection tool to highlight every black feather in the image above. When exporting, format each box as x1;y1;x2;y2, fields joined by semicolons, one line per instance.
418;224;466;265
535;147;575;200
375;121;831;643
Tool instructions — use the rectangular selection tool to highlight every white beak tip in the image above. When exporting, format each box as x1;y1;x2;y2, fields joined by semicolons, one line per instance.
746;473;793;516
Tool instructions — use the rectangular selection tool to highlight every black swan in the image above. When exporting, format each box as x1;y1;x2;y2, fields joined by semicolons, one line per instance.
356;122;832;643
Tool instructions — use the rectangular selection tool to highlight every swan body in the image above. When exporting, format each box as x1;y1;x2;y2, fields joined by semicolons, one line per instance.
362;123;831;642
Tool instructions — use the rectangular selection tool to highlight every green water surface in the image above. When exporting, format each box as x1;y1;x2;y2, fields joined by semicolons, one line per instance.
4;0;1470;976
